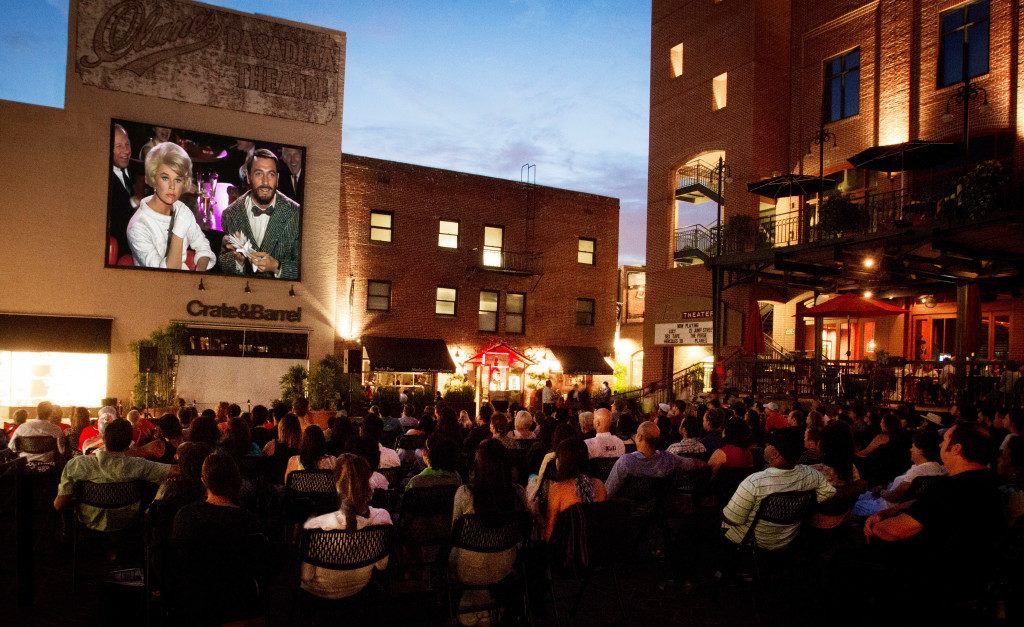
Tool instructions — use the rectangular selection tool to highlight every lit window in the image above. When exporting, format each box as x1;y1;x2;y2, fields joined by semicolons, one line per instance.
939;0;989;88
367;280;391;311
578;238;596;265
438;220;459;248
824;49;860;122
576;298;595;326
479;290;499;332
670;43;684;78
436;286;457;316
506;293;525;334
370;210;392;242
712;72;727;110
483;225;503;267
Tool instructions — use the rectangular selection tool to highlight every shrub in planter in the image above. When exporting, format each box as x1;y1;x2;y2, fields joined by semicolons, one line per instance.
817;193;867;237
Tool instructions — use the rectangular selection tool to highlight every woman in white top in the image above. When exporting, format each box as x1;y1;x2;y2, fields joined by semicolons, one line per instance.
302;454;392;599
126;141;215;270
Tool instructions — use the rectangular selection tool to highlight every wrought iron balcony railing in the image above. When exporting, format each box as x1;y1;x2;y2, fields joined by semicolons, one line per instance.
468;248;543;276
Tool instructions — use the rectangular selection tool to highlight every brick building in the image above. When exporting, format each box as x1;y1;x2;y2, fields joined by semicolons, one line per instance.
645;0;1024;401
338;154;619;407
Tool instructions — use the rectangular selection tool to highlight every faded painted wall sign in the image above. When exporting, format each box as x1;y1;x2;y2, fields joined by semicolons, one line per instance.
75;0;344;124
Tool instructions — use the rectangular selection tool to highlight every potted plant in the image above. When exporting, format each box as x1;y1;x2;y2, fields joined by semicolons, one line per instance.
959;160;1010;221
130;322;187;410
280;365;307;405
816;192;867;238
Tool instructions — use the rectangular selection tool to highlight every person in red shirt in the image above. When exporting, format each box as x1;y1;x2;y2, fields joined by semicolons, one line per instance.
127;409;157;445
763;402;789;432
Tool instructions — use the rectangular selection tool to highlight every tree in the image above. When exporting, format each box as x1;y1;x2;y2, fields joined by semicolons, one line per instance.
130;322;188;409
280;364;307;405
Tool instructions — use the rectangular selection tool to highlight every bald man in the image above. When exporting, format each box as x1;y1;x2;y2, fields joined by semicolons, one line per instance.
604;421;703;497
585;408;625;459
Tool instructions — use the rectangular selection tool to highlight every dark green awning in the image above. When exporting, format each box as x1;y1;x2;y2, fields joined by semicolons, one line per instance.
362;336;456;373
546;345;614;375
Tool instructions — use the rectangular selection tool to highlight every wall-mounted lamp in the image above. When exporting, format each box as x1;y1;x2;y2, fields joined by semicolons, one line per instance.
863;290;873;298
288;285;296;297
244;282;251;293
863;257;875;269
198;278;205;291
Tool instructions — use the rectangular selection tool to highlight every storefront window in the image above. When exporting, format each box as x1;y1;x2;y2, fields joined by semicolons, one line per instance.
994;315;1010;360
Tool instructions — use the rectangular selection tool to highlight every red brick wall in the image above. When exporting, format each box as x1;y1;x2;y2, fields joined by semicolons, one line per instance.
646;0;1024;383
338;154;619;358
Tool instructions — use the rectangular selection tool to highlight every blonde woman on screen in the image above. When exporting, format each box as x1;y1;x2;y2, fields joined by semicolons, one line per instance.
127;142;215;271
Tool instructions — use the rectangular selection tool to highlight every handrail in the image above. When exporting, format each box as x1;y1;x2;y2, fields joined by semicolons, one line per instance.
612;361;710;407
675;162;723;194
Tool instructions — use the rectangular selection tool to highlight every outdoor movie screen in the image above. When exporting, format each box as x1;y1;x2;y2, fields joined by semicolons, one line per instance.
106;118;305;281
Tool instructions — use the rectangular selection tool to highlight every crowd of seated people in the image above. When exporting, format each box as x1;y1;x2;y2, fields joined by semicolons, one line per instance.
3;389;1024;623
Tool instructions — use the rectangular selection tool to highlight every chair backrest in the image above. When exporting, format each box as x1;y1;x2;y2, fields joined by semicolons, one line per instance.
381;429;399;449
616;474;674;504
379;466;404;489
742;489;817;547
398;484;460;546
74;480;147;509
369;488;397;513
14;435;58;454
401;484;460;518
550;499;632;570
398;434;425;451
588;456;620;482
905;474;945;501
285;469;335;495
710;465;755;502
301;525;393;570
451;512;530;553
514;438;537;450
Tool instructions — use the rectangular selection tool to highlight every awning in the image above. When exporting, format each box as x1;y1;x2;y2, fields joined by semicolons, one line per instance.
546;345;614;375
0;314;113;353
361;336;456;373
464;343;534;368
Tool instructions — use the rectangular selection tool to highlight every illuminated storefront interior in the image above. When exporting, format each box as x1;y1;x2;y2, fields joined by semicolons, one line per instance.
0;351;108;408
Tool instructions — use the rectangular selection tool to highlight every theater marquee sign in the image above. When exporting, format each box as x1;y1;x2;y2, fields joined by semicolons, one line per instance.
74;0;344;124
655;311;713;346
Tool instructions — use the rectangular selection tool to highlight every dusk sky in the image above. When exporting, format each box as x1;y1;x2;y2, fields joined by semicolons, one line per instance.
0;0;653;265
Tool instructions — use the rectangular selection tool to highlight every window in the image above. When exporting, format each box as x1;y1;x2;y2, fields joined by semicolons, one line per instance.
370;210;392;242
578;238;596;265
824;48;860;122
576;298;595;326
438;220;459;248
506;293;525;334
670;43;684;78
479;290;499;332
939;0;989;88
367;280;391;311
435;286;457;316
483;225;503;267
712;72;727;110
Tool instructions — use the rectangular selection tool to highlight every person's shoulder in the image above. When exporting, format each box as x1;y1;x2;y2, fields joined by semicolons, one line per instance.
223;194;248;215
366;506;393;525
274;193;300;213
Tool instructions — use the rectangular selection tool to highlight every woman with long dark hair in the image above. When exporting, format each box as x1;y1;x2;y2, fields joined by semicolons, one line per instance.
706;417;753;478
811;421;864;529
285;425;336;482
300;453;392;599
544;438;607;540
451;439;527;584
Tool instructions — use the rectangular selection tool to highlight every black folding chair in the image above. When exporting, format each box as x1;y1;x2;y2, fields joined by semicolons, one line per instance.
295;525;394;624
284;470;338;528
547;499;631;627
397;434;426;452
13;435;60;472
588;456;620;483
378;466;404;490
162;534;270;625
395;483;460;586
448;512;533;627
369;488;398;515
71;479;151;592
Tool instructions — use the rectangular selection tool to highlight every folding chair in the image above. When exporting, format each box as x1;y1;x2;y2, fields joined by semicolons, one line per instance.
71;479;151;592
284;470;338;529
588;456;619;483
295;525;394;625
448;512;533;626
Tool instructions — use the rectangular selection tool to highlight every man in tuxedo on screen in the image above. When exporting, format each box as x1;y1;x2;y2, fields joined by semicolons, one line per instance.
218;148;301;281
108;124;140;261
276;146;304;204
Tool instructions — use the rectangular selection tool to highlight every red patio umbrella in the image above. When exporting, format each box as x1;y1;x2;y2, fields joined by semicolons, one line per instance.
743;297;766;354
797;293;909;359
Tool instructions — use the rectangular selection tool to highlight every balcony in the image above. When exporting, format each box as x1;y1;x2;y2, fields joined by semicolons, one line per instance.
674;162;724;205
467;248;542;276
674;222;718;265
712;164;1024;257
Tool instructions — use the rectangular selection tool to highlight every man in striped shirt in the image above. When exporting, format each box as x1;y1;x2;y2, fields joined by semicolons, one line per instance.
722;429;835;550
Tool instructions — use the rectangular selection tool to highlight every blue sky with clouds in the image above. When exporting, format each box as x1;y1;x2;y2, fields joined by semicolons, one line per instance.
0;0;651;264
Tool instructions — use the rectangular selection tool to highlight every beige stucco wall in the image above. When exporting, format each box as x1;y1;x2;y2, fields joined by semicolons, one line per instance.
0;0;344;404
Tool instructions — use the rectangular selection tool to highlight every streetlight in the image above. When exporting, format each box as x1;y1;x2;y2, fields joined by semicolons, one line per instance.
710;157;732;392
942;74;988;172
809;125;838;207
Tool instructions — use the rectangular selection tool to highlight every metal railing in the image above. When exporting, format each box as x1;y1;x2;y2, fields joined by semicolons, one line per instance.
675;162;723;195
470;248;543;275
612;361;711;408
720;356;1016;407
708;163;1022;257
674;222;718;259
